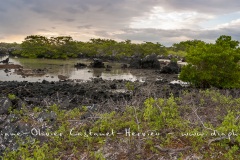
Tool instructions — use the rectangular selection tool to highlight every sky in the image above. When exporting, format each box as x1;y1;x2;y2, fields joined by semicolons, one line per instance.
0;0;240;46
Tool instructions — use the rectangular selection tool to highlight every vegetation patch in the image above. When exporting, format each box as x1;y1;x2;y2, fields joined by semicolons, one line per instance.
2;90;240;159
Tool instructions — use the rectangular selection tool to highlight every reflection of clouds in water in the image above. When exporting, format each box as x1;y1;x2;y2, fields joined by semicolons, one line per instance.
58;64;74;77
102;72;137;81
70;68;93;81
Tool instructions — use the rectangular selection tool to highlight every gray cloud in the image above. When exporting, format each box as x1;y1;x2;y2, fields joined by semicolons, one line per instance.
37;29;51;32
161;0;240;14
97;27;240;46
64;18;75;22
0;0;240;45
77;25;92;29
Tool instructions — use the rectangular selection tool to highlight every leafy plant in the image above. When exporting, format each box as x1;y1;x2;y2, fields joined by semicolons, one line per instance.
125;81;135;91
8;93;16;100
180;35;240;88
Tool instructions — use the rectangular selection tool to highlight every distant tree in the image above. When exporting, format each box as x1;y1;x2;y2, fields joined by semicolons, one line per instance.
16;35;51;58
50;36;78;58
0;47;8;55
179;35;240;88
14;35;79;59
139;42;167;57
0;42;20;55
172;40;205;52
12;35;170;59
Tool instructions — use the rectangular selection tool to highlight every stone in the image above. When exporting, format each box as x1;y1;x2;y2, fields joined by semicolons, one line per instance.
0;98;12;114
160;61;180;74
38;111;57;122
74;63;87;69
90;58;105;68
129;54;160;69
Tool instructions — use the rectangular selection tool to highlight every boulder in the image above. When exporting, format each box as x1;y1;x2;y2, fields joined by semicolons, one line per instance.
121;64;128;69
106;65;112;68
74;63;87;69
160;61;180;74
129;54;160;69
0;57;9;64
129;57;142;69
141;54;160;69
90;58;105;68
38;111;57;122
0;98;12;114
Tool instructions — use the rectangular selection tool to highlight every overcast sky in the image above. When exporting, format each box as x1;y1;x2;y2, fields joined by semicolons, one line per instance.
0;0;240;46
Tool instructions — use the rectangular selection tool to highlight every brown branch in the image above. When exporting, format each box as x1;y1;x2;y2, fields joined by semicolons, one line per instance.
207;136;229;146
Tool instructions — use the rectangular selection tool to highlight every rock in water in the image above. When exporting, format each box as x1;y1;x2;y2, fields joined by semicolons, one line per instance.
58;75;69;81
90;58;105;68
0;57;9;64
74;63;87;69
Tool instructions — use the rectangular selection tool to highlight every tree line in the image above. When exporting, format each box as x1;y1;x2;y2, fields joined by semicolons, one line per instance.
6;35;168;59
1;35;207;59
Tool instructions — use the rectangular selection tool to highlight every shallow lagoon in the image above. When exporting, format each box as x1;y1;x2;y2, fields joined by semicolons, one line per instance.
0;56;144;82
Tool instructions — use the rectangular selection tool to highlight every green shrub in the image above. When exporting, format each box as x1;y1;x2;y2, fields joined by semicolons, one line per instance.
179;35;240;88
143;95;187;130
8;94;16;100
125;81;135;91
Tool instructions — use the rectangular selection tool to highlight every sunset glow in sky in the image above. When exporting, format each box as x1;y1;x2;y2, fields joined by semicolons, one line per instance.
0;0;240;46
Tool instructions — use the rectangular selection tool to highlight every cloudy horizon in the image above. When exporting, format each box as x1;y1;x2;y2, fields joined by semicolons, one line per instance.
0;0;240;46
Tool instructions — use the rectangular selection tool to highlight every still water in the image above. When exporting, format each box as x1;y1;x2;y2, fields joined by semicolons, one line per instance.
0;56;144;82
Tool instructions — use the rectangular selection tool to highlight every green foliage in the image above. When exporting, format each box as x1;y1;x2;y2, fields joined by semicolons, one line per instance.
125;81;135;91
172;39;205;52
213;110;240;159
217;111;240;138
13;35;168;59
224;145;239;160
8;93;16;100
180;35;240;88
139;42;167;57
33;106;42;113
2;140;56;160
14;35;79;59
143;95;186;130
167;50;187;57
0;42;20;55
4;91;240;159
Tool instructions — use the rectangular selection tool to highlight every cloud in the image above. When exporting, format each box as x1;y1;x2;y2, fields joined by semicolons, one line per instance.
0;0;159;39
98;27;238;46
0;0;240;45
129;7;214;30
160;0;240;14
214;19;240;29
37;29;51;32
77;25;92;29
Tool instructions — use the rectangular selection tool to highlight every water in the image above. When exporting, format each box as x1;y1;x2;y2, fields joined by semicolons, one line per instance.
0;56;144;82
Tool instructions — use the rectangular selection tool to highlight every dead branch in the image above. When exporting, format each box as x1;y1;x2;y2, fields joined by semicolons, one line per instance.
207;136;229;146
190;94;215;132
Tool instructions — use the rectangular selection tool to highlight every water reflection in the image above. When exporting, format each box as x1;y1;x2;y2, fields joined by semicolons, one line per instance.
0;56;144;82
